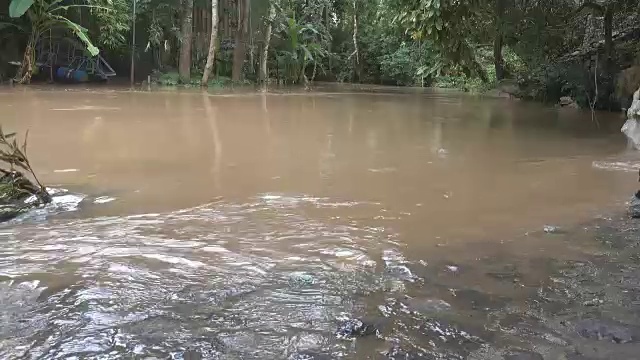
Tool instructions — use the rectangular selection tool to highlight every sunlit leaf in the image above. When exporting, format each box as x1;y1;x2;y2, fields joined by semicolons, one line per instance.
9;0;34;18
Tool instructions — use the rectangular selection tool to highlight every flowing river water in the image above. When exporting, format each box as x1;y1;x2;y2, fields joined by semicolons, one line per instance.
1;86;640;359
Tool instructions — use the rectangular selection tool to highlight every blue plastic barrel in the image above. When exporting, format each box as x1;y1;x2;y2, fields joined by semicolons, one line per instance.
56;67;89;82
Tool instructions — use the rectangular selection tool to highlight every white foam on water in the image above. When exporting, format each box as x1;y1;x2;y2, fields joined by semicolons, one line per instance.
50;105;120;111
21;188;85;215
108;263;137;273
141;254;205;268
94;196;116;204
368;167;397;173
201;245;230;253
17;280;39;290
592;160;640;172
53;169;79;173
52;194;86;211
261;194;282;200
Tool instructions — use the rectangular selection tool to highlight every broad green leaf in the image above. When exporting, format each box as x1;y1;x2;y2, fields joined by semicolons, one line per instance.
53;15;100;56
9;0;35;18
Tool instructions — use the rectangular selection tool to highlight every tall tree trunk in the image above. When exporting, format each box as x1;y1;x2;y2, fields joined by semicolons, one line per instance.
493;0;506;81
351;0;359;82
232;0;250;81
179;0;195;83
603;4;614;73
202;0;219;85
602;4;615;109
259;0;276;84
325;5;332;75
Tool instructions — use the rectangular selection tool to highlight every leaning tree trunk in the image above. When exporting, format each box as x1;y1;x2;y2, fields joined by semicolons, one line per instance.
202;0;219;85
179;0;195;84
231;0;250;82
493;0;506;81
259;0;276;85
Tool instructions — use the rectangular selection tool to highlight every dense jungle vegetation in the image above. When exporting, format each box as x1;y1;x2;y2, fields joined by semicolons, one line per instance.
1;0;640;109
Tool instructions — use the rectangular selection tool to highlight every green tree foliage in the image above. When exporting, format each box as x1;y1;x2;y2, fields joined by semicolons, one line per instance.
393;0;490;80
87;0;131;50
275;15;329;84
3;0;639;110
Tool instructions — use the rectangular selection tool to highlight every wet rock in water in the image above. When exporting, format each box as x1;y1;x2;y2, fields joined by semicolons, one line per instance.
383;345;423;359
504;350;544;360
628;191;640;218
385;265;417;283
543;225;563;234
0;204;25;222
575;319;635;344
336;318;378;338
0;169;51;223
289;272;315;287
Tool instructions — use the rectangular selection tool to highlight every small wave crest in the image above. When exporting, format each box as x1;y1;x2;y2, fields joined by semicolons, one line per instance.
592;160;640;172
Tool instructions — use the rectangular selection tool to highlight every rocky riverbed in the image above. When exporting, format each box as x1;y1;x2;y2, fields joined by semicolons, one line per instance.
346;213;640;360
2;197;640;359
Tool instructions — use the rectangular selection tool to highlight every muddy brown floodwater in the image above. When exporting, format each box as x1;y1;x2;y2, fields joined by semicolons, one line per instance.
1;85;640;359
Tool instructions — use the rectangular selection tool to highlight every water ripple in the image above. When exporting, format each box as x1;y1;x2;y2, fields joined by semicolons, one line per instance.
0;194;410;359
